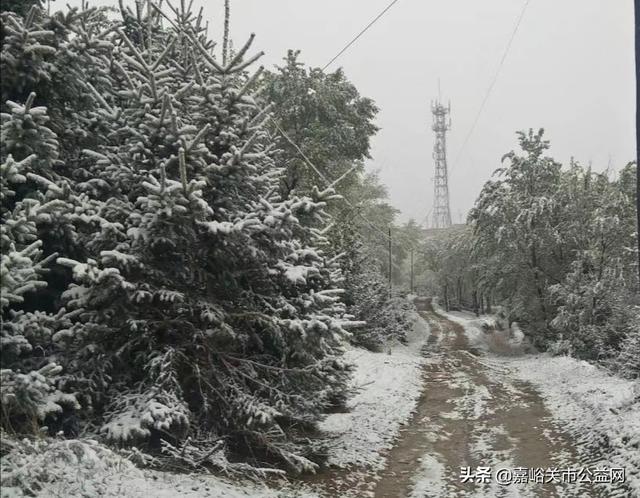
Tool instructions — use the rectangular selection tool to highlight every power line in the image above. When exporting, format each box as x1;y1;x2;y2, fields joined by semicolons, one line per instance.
270;1;425;252
449;0;532;174
270;117;332;186
322;0;400;71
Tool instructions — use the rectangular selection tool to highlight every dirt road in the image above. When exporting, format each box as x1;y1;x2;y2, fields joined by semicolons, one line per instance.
371;298;599;498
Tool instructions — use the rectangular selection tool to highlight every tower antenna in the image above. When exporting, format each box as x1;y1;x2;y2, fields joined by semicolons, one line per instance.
431;95;452;228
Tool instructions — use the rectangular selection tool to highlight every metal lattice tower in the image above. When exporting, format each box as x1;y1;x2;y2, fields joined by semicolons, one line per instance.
431;99;452;228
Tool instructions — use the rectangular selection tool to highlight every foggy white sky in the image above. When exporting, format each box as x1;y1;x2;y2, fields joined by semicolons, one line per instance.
67;0;636;225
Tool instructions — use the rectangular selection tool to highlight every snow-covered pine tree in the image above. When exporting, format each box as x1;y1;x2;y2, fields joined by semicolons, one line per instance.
0;94;82;433
1;4;125;435
0;2;354;472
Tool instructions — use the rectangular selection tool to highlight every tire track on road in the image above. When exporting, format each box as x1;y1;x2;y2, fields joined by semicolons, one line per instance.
373;298;594;498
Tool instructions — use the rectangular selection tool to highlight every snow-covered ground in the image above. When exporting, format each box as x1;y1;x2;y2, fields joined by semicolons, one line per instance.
0;437;318;498
506;354;640;496
320;311;429;470
13;304;638;497
1;313;430;498
439;306;527;356
439;306;640;496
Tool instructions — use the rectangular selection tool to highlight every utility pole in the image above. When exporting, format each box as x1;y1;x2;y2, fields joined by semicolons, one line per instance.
431;97;452;228
410;249;414;294
388;226;392;295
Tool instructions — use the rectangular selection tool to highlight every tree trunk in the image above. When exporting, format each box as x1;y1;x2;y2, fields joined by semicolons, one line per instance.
444;283;449;312
472;289;479;316
530;245;548;322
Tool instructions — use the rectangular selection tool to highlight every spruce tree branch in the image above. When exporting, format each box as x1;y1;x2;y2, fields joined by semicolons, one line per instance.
248;103;273;129
226;51;265;75
235;66;264;101
113;60;136;90
218;357;292;398
121;53;148;74
186;32;224;73
191;52;205;86
178;148;188;192
24;92;36;112
83;82;113;114
151;37;177;71
166;97;179;134
224;32;254;71
186;124;211;154
219;353;316;374
158;93;169;129
174;81;195;100
116;28;149;70
149;2;181;33
148;71;158;100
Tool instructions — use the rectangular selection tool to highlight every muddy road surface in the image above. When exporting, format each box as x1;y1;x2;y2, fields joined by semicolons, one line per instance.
371;298;603;498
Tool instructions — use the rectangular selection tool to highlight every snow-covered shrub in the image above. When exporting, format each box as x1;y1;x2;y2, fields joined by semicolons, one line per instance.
101;390;190;444
0;435;141;497
341;241;413;350
0;364;78;430
349;291;413;351
612;307;640;379
549;263;633;360
157;436;288;479
546;336;573;357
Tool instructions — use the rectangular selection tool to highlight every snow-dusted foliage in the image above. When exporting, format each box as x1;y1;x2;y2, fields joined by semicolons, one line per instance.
263;54;415;350
612;307;640;379
0;91;81;432
420;224;483;313
331;222;412;350
344;245;411;350
419;131;637;366
263;50;378;197
1;3;353;472
468;130;638;361
0;433;318;497
0;435;139;497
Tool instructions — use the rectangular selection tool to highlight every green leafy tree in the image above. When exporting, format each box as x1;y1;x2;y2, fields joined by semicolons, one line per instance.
263;50;378;197
469;129;637;358
470;129;563;336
